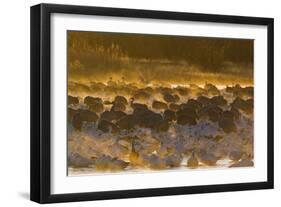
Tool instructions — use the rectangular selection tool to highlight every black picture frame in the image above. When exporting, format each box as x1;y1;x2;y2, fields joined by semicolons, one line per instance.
30;3;274;204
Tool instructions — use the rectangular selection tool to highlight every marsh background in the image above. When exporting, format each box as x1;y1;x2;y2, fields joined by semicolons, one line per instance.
67;31;253;86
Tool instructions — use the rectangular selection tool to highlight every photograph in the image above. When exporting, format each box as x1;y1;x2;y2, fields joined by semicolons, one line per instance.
29;3;274;203
67;31;254;175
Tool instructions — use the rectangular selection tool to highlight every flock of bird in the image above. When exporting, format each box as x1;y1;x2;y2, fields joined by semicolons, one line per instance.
67;81;254;173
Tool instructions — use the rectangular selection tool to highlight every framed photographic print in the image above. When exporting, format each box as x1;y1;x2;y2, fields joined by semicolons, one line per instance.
30;3;274;203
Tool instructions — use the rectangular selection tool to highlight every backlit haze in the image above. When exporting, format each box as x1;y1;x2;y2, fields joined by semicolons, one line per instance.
67;31;253;87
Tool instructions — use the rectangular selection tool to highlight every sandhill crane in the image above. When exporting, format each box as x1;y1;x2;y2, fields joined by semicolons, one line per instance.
152;100;168;110
68;95;79;105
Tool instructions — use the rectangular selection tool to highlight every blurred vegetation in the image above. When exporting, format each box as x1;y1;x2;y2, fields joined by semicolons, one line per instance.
67;31;253;84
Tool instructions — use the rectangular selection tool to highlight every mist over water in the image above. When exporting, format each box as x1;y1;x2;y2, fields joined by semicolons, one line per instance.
68;31;253;86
